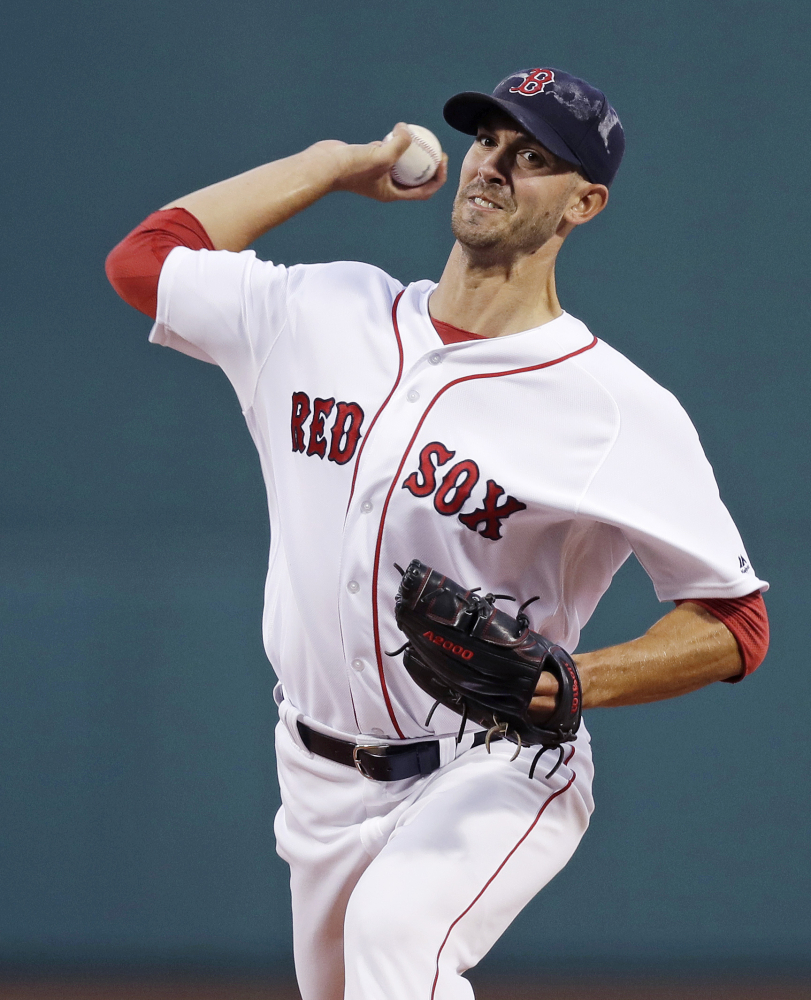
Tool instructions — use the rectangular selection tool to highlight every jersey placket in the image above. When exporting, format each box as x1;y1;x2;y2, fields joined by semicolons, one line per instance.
338;349;453;739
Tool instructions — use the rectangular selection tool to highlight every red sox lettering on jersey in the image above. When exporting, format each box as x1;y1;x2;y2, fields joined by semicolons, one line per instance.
291;390;365;465
402;440;526;540
291;391;528;542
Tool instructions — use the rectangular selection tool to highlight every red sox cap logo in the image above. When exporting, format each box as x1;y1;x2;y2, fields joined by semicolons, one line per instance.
508;68;555;97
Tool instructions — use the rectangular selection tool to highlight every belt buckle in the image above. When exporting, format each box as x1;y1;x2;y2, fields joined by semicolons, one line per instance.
352;743;387;779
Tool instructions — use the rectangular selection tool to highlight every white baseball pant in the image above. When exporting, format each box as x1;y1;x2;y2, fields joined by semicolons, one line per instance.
274;697;594;1000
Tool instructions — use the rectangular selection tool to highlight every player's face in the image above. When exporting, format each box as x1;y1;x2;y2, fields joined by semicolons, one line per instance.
451;113;584;257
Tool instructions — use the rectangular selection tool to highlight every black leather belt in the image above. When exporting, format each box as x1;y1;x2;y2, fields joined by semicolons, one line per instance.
297;721;495;782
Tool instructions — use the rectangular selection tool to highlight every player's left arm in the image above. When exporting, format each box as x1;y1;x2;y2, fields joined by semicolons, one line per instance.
531;595;766;714
543;374;771;716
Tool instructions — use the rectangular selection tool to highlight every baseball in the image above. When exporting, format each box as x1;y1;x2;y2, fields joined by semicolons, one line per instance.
387;124;443;187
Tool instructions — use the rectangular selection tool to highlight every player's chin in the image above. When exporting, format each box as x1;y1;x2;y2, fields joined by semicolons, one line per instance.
451;214;508;249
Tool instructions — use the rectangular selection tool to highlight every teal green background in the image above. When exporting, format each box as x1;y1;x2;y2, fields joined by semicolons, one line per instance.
1;0;809;977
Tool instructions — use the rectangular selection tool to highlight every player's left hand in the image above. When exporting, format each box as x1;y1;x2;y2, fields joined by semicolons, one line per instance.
528;670;562;720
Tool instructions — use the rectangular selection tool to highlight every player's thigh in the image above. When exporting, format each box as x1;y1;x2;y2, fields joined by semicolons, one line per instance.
274;721;379;1000
343;740;593;996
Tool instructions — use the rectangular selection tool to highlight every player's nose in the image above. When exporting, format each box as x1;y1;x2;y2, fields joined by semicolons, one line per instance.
477;161;506;185
476;148;509;186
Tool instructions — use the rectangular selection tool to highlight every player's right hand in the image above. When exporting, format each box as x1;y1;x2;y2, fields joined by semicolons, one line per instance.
309;123;448;203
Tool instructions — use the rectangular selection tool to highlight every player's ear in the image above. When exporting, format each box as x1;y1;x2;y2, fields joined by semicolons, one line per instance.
564;181;609;227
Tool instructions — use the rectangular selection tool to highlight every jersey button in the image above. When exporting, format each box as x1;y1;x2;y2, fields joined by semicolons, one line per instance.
360;500;373;513
351;658;365;672
428;352;442;365
347;580;360;594
407;389;420;403
370;728;384;738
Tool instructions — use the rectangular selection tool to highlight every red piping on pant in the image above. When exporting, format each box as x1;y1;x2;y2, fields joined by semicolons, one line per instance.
430;745;578;999
371;306;599;736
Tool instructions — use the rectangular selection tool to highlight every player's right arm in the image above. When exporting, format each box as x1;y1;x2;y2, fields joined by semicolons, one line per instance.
106;123;447;320
106;128;442;404
161;124;447;252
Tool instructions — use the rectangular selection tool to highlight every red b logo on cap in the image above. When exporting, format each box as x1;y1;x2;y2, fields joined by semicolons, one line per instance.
509;68;555;96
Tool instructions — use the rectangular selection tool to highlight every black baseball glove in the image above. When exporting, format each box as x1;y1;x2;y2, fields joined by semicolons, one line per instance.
390;559;582;778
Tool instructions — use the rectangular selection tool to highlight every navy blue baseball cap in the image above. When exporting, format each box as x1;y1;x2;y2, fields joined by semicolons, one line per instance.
443;68;625;187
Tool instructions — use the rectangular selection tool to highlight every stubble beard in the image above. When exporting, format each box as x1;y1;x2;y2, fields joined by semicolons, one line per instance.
451;183;564;261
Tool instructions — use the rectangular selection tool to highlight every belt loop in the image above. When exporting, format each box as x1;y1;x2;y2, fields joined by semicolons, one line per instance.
449;729;475;765
279;699;313;758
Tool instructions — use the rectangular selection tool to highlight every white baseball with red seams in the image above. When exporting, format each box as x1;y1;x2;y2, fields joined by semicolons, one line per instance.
150;249;766;999
387;124;443;187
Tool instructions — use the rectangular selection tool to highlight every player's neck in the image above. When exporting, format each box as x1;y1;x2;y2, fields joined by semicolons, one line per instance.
430;241;563;338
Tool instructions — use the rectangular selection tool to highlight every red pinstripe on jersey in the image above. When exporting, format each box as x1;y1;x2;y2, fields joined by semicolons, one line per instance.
370;297;599;737
345;291;406;512
431;745;578;998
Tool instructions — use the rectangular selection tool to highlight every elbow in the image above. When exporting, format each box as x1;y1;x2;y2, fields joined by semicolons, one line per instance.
105;239;159;320
105;208;213;320
104;243;127;300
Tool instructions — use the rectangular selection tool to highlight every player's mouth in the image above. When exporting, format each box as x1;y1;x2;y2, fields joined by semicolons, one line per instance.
469;195;503;211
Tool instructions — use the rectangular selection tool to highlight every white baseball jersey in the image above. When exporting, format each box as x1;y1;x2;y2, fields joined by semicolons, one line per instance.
149;245;767;1000
150;247;767;744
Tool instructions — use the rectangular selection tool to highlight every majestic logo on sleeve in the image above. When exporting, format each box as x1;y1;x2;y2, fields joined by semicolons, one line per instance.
291;391;364;465
402;441;527;541
508;68;555;96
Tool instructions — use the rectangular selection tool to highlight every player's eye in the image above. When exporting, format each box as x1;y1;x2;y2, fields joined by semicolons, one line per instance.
476;134;497;147
521;149;544;165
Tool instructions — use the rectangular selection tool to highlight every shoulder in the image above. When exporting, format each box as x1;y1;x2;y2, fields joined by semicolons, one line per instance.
284;259;404;305
574;335;696;433
162;249;403;307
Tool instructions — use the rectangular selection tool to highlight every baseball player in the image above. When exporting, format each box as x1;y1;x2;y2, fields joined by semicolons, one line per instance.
106;68;769;1000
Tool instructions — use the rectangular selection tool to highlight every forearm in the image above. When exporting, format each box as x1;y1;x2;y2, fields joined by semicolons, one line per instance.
160;125;446;253
162;144;340;252
576;602;742;709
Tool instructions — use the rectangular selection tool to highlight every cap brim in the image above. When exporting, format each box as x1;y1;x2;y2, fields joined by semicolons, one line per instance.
443;92;582;173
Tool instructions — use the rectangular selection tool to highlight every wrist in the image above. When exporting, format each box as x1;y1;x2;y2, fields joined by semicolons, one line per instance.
571;651;606;710
300;141;357;195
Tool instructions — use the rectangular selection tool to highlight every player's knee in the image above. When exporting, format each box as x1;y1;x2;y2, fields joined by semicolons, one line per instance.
344;878;400;952
344;864;477;999
343;862;427;956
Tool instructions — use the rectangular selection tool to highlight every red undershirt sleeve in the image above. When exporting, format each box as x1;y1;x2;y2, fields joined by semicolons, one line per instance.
105;207;216;320
675;591;769;682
